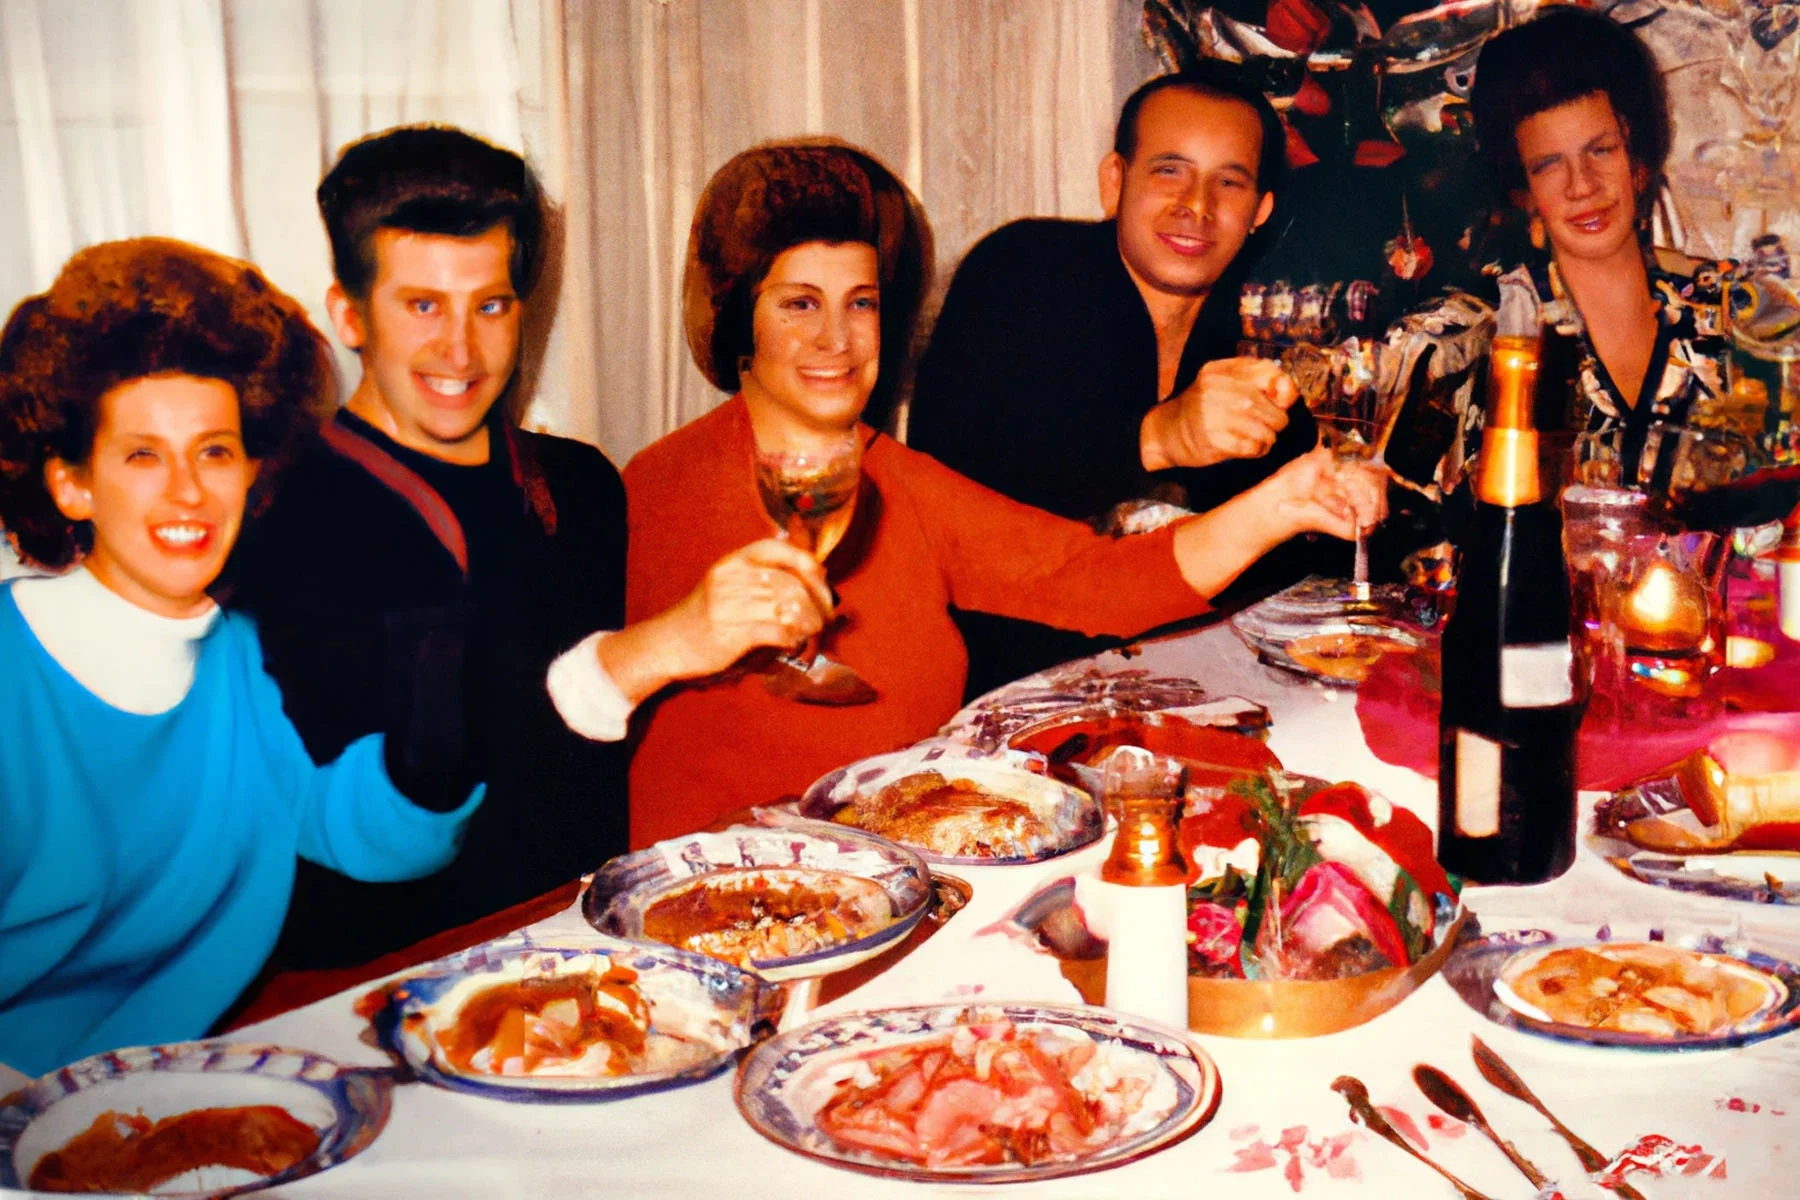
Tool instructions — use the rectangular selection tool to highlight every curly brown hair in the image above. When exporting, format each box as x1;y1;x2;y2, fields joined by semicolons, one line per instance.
0;238;333;569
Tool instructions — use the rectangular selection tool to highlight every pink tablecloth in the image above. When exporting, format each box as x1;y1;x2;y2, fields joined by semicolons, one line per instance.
1355;625;1800;792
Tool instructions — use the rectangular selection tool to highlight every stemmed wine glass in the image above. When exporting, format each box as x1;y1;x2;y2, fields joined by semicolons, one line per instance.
1281;339;1404;612
751;435;878;705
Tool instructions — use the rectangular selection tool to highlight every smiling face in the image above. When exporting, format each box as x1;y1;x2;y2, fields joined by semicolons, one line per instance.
329;224;521;465
1100;87;1275;304
739;241;881;448
45;373;253;618
1514;92;1645;268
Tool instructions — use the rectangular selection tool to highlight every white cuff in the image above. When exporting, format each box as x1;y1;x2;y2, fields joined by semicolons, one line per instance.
546;630;636;742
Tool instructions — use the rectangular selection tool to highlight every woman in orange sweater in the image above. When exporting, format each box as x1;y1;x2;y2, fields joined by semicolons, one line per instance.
622;140;1380;846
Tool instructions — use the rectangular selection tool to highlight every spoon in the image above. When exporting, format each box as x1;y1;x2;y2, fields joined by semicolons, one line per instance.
763;651;878;706
1331;1076;1498;1200
1414;1064;1551;1190
1470;1036;1647;1200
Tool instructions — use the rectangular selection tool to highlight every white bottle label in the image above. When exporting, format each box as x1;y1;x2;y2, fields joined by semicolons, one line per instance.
1500;641;1574;708
1454;729;1502;838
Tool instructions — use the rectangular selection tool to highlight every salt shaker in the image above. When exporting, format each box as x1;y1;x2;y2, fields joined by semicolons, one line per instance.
1085;748;1190;1029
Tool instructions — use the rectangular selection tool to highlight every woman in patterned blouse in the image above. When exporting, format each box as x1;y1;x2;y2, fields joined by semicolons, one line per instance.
1469;7;1731;487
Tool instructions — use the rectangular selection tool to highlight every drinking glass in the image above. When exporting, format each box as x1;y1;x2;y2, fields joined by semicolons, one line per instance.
1281;339;1404;611
751;436;877;706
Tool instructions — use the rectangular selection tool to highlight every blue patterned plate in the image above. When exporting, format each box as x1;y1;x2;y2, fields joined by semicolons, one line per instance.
364;936;767;1103
1444;924;1800;1051
583;822;932;982
0;1043;389;1196
799;739;1103;865
735;1002;1220;1183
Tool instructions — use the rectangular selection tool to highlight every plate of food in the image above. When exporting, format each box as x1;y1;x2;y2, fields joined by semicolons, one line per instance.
0;1043;389;1196
360;937;767;1102
1443;926;1800;1050
1005;711;1279;800
1229;578;1428;686
583;822;932;981
1591;728;1800;904
940;662;1269;750
734;1002;1219;1183
800;740;1102;865
995;771;1465;1038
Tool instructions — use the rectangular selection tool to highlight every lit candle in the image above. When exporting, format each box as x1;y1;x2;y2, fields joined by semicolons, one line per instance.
1619;558;1709;653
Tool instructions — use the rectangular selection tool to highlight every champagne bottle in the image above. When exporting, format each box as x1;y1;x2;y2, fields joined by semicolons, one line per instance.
1437;335;1584;884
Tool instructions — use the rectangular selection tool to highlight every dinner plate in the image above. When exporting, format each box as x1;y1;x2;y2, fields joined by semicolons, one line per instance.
734;1002;1220;1183
363;936;766;1103
1608;851;1800;904
582;822;932;982
1444;925;1800;1050
0;1043;390;1196
799;739;1103;865
1592;774;1800;905
1228;578;1426;687
940;662;1269;750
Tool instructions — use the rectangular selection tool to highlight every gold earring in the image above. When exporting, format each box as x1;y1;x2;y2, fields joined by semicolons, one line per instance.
1528;213;1546;250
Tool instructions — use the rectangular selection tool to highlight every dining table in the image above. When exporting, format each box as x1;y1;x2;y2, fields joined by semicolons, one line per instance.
16;616;1797;1200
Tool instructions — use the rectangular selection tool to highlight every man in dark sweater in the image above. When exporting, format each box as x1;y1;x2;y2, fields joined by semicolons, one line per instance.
909;63;1328;699
224;127;832;968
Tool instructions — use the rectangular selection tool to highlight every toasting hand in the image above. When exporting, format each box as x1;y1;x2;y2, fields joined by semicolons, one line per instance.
1140;357;1298;471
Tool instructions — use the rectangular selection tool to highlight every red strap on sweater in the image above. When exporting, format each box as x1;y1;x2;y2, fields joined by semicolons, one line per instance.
319;421;470;577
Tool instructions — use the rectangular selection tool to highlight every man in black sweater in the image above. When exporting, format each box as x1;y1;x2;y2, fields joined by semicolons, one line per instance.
224;127;831;968
909;63;1328;699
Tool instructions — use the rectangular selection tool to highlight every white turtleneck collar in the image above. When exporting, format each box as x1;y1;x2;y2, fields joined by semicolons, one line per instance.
12;566;220;715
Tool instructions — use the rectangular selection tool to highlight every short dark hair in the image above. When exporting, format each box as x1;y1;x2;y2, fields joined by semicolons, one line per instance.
1469;8;1671;203
1114;62;1288;200
318;124;546;300
683;139;933;433
0;238;332;569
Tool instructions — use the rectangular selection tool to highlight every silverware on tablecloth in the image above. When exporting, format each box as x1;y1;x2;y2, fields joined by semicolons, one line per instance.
1470;1036;1647;1200
1331;1075;1498;1200
1414;1063;1551;1190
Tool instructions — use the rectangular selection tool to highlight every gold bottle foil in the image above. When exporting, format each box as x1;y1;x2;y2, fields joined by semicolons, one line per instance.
1476;335;1543;507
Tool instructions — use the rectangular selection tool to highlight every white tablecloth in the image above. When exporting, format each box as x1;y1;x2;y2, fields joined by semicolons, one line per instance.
234;624;1800;1199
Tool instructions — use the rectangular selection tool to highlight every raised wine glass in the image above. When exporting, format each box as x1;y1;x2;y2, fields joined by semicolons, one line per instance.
1282;339;1404;614
752;435;878;705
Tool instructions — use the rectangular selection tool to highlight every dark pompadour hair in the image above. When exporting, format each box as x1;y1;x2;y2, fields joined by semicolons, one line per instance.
683;139;933;434
1113;61;1288;200
317;124;546;300
0;238;332;568
1469;8;1671;203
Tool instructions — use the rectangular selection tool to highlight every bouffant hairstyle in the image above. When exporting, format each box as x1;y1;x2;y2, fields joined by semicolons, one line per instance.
0;238;333;569
683;139;933;434
1470;8;1672;207
319;124;546;301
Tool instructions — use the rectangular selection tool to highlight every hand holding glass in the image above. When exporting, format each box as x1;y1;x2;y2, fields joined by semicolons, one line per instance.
751;436;877;705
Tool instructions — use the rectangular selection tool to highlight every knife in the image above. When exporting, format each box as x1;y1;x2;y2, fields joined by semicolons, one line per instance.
1470;1036;1647;1200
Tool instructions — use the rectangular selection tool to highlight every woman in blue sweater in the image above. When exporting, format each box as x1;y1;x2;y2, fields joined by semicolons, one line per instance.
0;239;484;1077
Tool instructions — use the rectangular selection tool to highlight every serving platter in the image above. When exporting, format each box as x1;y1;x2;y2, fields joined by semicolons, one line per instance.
1591;746;1800;905
734;1002;1219;1183
940;662;1268;750
799;739;1102;865
362;937;765;1102
0;1043;390;1196
1443;925;1800;1050
1228;577;1427;686
583;821;932;981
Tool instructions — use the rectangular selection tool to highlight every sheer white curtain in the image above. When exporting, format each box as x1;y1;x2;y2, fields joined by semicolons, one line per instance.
553;0;1147;457
1;0;1157;464
1;0;541;400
